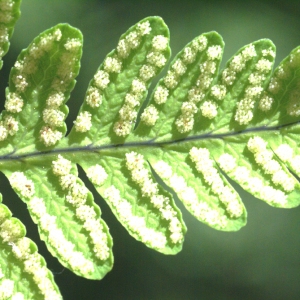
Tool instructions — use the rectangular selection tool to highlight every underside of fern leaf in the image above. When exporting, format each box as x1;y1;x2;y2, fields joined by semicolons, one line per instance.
1;0;300;297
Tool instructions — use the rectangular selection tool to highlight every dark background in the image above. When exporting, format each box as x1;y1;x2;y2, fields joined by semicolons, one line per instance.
1;0;300;299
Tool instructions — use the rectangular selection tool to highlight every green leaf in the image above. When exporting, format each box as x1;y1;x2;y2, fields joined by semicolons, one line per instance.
0;196;62;299
0;0;21;69
5;23;82;151
1;7;300;298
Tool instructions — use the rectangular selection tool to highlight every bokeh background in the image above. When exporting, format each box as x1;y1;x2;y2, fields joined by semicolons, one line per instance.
1;0;300;299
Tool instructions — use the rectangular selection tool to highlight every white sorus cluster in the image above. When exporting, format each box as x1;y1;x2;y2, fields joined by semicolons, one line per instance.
139;64;156;82
219;154;287;207
222;44;257;86
64;38;81;51
5;92;23;113
0;219;23;243
28;197;95;276
237;166;287;206
218;153;237;173
40;92;66;146
275;144;294;162
173;39;223;132
210;84;227;101
85;87;103;108
39;126;63;147
0;1;14;56
113;78;146;136
52;154;72;176
147;35;169;68
104;185;168;249
258;92;274;112
153;160;228;229
13;29;62;93
0;91;26;142
175;102;198;133
125;152;184;244
110;22;168;136
117;20;151;58
43;108;64;127
94;70;110;90
73;111;92;132
10;238;62;300
16;29;80;146
247;136;295;193
86;164;108;186
0;115;18;141
44;94;65;118
53;37;81;91
10;172;35;199
103;56;122;73
147;32;169;73
140;104;159;126
114;29;170;136
275;143;300;177
87;67;109;110
207;45;222;60
0;278;25;300
189;147;243;218
52;156;110;261
199;100;218;119
232;46;275;125
153;85;169;104
0;207;61;299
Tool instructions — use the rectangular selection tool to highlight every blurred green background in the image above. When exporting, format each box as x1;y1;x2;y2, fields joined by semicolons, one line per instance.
1;0;300;299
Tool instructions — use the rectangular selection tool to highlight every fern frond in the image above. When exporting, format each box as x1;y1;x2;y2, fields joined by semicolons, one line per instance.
1;1;300;297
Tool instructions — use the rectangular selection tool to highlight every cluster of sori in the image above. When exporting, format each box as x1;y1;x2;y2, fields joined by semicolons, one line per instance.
222;45;274;125
0;268;25;300
153;160;228;229
246;136;296;196
0;1;22;141
9;170;94;277
223;45;272;124
110;21;170;136
190;147;244;219
0;0;15;58
151;34;219;133
174;38;224;132
52;155;110;262
218;149;288;206
124;151;184;245
37;33;82;146
104;185;167;249
0;203;61;300
275;143;300;175
271;48;300;117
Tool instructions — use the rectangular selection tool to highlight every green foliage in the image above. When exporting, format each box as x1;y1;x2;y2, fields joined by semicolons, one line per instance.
1;0;300;298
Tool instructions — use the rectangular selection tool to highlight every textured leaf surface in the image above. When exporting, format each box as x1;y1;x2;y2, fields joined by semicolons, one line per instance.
0;196;62;299
0;0;21;69
1;5;300;291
